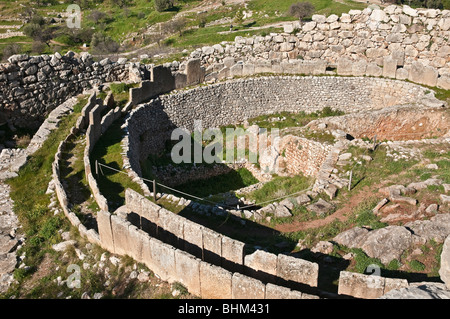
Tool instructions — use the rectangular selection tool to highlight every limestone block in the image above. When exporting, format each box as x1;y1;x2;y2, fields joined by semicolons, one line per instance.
223;57;235;68
231;273;266;299
403;5;418;17
183;219;204;259
230;63;243;77
97;210;115;253
199;261;232;299
186;58;204;86
302;21;316;32
276;254;319;287
221;236;245;272
338;271;385;299
202;227;222;265
408;61;425;84
336;57;353;76
244;250;278;283
366;62;383;77
149;238;176;282
265;283;303;299
351;59;367;76
422;66;438;87
218;67;230;80
383;56;398;78
111;214;131;256
242;63;255;76
438;18;450;31
127;226;146;263
395;68;409;80
175;249;201;296
437;75;450;90
440;236;450;289
158;208;184;248
370;9;389;22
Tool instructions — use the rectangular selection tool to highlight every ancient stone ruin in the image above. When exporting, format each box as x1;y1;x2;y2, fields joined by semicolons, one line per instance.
1;4;450;299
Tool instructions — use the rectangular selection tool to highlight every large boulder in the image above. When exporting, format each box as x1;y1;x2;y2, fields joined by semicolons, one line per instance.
360;226;413;264
333;227;370;248
439;236;450;289
380;282;450;299
405;214;450;243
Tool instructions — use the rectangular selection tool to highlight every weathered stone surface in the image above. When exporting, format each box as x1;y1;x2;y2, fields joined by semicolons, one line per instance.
333;227;369;248
380;282;450;299
440;236;450;289
274;204;292;218
406;214;450;243
0;235;18;255
360;226;413;264
277;254;319;287
231;273;265;299
306;198;334;216
0;253;16;275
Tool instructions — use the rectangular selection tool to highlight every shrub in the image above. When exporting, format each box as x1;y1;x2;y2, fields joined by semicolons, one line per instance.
154;0;174;12
90;32;120;54
1;43;23;61
288;2;315;23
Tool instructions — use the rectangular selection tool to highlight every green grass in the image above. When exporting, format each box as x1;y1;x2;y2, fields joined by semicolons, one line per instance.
6;96;87;284
348;198;387;230
89;119;144;211
247;0;367;23
248;107;345;130
173;167;259;198
246;174;313;205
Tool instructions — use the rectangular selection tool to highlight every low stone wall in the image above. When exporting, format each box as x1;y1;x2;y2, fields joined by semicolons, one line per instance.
51;96;101;246
96;207;318;299
191;5;450;90
124;188;320;290
83;92;123;212
279;135;333;177
0;53;132;129
338;271;409;299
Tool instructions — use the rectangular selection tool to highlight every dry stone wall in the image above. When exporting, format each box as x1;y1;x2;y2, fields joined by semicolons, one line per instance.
0;52;131;129
191;5;450;90
123;75;429;178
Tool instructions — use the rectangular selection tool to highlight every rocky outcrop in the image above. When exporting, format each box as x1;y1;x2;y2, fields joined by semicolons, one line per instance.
380;282;450;299
439;236;450;289
334;214;450;266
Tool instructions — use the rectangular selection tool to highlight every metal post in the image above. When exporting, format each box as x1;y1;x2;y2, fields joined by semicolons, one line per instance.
373;134;377;151
95;160;98;176
153;180;157;202
348;170;353;191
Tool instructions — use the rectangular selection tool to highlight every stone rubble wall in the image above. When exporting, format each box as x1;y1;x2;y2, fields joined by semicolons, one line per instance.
122;75;430;191
0;52;131;129
280;135;332;177
191;5;450;90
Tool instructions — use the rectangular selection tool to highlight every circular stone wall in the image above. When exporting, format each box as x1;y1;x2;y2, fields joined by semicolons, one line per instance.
124;75;430;175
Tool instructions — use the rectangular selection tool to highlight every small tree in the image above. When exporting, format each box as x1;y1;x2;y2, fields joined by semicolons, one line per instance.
288;2;315;24
167;17;187;36
234;8;244;25
154;0;174;12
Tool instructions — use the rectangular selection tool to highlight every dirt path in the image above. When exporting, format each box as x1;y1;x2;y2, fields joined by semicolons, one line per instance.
275;182;388;233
